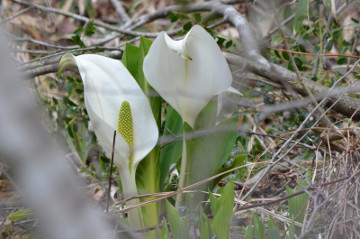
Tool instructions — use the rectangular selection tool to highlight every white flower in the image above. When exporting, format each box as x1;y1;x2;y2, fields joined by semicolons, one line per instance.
143;25;233;127
59;53;158;199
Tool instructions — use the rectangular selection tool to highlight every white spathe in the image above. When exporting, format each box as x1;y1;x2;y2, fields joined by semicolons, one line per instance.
143;25;233;128
60;53;158;191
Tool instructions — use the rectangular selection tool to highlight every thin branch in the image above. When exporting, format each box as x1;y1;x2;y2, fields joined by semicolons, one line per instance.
239;59;360;201
225;53;360;120
109;0;131;24
12;0;177;38
0;6;33;24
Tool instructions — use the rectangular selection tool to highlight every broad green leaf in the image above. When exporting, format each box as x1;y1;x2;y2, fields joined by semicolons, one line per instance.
184;115;237;211
159;106;183;190
123;38;161;237
138;36;153;91
199;207;212;239
8;209;31;221
166;200;189;239
159;218;170;239
136;145;160;239
138;36;163;127
268;215;281;239
211;179;234;239
122;43;141;81
186;117;238;189
294;0;309;33
194;98;217;129
253;213;265;239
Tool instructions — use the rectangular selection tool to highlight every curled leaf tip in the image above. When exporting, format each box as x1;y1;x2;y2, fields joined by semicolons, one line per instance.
58;53;78;78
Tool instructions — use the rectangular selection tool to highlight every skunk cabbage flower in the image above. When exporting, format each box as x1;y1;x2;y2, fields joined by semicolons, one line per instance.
59;53;158;200
143;25;232;127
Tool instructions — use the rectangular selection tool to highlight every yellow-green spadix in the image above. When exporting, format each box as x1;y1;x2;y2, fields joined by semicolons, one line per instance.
143;25;233;128
59;53;158;200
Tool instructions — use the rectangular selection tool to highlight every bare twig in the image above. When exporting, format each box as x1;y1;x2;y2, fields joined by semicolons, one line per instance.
237;59;360;202
0;6;33;24
106;130;117;213
109;0;131;25
12;0;178;38
225;53;360;120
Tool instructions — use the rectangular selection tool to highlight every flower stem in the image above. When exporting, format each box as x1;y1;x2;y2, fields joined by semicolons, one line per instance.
175;131;187;209
120;169;144;229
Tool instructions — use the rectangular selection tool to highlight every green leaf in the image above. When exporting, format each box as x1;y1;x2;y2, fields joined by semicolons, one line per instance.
225;40;233;49
166;200;189;239
294;0;309;33
187;117;238;188
244;220;253;239
282;51;289;61
138;36;162;126
183;22;193;31
268;215;281;239
159;219;170;239
337;57;347;65
123;37;161;237
294;57;303;70
138;36;153;91
194;13;201;23
211;154;247;191
168;12;180;22
8;209;32;221
73;27;84;35
253;213;265;239
286;171;310;235
217;37;226;46
182;111;237;211
199;207;212;239
211;179;234;239
122;43;141;80
194;98;218;129
160;106;183;190
209;191;220;217
351;17;359;23
71;35;86;48
85;21;96;36
286;216;296;239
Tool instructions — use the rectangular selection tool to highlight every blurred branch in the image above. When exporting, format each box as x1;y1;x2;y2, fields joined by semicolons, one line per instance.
0;31;139;239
